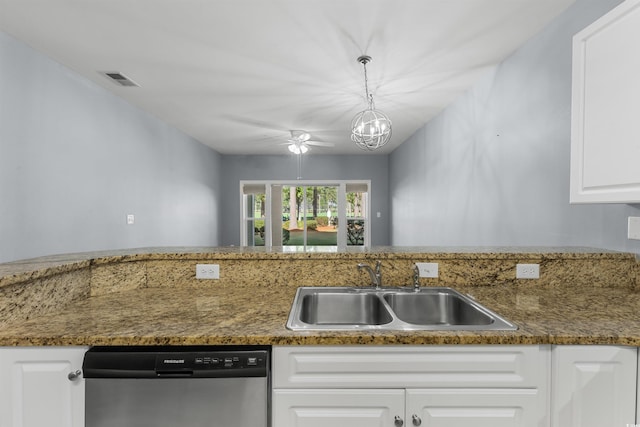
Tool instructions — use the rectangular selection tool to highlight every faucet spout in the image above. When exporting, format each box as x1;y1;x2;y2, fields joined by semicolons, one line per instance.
413;264;421;292
357;261;382;289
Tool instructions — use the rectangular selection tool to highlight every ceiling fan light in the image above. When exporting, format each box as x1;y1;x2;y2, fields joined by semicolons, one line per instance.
288;143;308;154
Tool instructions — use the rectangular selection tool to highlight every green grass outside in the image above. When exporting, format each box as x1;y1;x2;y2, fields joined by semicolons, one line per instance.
253;229;364;246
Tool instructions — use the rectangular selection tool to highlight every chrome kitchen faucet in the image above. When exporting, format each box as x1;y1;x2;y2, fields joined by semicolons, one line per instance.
357;261;382;289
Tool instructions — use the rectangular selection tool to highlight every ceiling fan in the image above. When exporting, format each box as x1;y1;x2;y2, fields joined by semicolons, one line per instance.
285;130;334;154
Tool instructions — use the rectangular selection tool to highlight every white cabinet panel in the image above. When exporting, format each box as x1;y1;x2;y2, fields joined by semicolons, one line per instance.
273;345;550;427
0;347;87;427
571;0;640;203
273;345;548;388
273;389;405;427
637;351;640;423
274;388;547;427
407;388;545;427
551;345;636;427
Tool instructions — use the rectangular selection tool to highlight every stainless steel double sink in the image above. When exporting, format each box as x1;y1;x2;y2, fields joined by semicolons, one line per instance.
286;287;517;331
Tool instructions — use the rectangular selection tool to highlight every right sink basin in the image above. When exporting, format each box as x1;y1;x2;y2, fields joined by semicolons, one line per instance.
286;287;517;331
382;292;494;326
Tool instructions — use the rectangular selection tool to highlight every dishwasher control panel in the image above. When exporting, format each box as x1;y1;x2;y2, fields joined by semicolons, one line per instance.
155;350;268;374
83;346;270;379
194;355;258;367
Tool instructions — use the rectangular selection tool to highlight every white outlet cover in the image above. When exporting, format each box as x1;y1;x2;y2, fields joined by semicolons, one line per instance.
516;264;539;279
126;214;135;225
415;262;438;278
628;217;640;240
196;264;220;279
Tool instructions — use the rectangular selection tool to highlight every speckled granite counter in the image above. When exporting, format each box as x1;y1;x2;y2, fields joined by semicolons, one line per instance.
0;246;638;346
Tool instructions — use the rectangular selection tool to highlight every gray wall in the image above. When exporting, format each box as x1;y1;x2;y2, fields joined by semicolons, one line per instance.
219;154;390;246
0;31;222;263
389;0;640;253
5;0;639;263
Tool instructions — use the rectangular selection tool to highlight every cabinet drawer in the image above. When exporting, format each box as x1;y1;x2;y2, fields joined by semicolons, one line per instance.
273;345;549;388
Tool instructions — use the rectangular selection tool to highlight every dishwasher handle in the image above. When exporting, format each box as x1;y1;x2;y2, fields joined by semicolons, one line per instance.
156;371;194;377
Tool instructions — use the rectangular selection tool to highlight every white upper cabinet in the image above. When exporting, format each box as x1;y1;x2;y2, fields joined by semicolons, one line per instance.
570;0;640;203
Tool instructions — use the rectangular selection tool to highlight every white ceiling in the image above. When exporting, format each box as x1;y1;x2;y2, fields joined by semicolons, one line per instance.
0;0;574;155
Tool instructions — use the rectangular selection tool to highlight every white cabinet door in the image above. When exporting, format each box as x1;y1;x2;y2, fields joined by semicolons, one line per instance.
570;0;640;203
406;388;545;427
0;347;87;427
273;389;405;427
551;345;636;427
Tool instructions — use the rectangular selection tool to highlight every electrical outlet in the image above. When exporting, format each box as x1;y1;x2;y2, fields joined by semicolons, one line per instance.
415;262;438;278
516;264;539;279
126;214;135;225
196;264;220;279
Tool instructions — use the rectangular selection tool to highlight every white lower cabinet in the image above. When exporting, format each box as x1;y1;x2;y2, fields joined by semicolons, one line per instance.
0;344;636;426
0;346;88;427
274;387;543;427
406;388;543;427
273;389;405;427
273;345;550;427
551;345;637;427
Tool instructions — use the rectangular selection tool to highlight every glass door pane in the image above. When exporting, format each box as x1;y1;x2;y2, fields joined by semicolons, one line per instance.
346;189;367;246
242;191;266;247
281;185;338;247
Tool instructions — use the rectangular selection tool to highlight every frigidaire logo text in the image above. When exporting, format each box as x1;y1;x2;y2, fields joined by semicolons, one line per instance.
163;359;185;364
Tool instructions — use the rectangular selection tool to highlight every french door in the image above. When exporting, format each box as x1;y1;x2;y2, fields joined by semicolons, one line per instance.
240;180;370;249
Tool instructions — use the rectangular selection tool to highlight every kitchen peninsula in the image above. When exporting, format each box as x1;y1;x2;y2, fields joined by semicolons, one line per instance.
2;246;640;426
0;246;638;346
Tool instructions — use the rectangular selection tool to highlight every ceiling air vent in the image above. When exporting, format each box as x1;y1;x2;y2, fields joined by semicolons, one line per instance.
102;72;140;87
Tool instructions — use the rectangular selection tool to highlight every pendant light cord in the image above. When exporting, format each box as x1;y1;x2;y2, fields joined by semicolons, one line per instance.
360;56;375;110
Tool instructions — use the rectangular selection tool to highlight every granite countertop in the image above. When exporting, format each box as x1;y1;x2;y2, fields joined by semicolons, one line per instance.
1;246;639;347
1;282;640;346
0;245;628;289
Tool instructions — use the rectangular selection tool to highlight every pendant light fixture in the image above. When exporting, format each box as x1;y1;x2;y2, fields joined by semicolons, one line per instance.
351;55;392;151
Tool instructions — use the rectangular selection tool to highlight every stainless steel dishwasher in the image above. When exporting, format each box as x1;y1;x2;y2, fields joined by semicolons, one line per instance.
83;346;270;427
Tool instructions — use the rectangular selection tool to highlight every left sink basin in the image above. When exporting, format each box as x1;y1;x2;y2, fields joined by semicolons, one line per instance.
299;292;393;326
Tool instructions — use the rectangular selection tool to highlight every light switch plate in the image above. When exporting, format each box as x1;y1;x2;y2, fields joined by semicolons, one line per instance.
628;217;640;240
415;262;438;278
